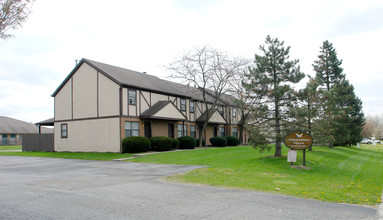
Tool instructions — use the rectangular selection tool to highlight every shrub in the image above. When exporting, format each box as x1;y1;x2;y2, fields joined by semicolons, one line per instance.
225;136;240;146
122;136;151;153
150;136;173;151
210;136;227;147
171;138;179;149
177;136;196;149
195;138;206;147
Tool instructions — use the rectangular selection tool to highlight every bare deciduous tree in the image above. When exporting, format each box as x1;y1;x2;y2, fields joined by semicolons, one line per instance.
167;46;248;147
0;0;35;39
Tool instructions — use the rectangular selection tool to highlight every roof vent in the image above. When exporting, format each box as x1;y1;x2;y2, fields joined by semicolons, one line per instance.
143;72;147;74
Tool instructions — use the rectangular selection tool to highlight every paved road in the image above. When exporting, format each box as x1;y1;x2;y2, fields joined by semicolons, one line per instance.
0;156;379;220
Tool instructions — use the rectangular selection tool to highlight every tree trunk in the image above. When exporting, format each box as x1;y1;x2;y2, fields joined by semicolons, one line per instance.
274;102;282;157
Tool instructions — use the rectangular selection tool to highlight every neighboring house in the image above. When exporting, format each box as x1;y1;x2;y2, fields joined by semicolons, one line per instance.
52;59;247;153
0;116;53;145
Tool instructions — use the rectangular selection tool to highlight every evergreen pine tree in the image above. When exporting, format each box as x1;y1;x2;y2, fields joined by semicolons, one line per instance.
313;40;344;91
244;35;305;156
313;41;364;147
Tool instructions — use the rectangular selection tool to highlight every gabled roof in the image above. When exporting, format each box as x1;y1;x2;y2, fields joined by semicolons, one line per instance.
140;101;187;121
0;116;53;134
196;110;228;124
52;58;236;105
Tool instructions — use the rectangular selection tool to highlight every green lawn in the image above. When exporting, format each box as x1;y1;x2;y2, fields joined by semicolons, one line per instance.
0;151;132;161
0;145;22;150
130;145;383;205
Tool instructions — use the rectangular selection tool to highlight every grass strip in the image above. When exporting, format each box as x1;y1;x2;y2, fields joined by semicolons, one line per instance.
130;145;383;205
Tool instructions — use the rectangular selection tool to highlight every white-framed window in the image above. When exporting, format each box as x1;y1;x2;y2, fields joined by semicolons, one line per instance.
233;108;237;117
177;124;187;137
180;98;186;111
61;124;68;138
232;127;238;137
190;125;196;138
128;89;136;105
219;127;225;137
190;101;194;113
125;121;139;137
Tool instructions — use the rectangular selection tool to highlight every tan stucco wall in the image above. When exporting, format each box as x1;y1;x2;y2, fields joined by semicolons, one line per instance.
55;79;72;120
99;73;119;117
209;111;227;124
140;91;150;113
72;63;97;119
154;103;185;120
122;88;128;115
151;93;168;104
54;118;120;152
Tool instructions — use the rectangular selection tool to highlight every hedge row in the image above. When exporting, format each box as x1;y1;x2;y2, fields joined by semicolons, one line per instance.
209;136;240;147
122;135;240;153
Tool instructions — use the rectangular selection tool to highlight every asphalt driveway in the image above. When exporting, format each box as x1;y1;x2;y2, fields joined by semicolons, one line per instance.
0;156;379;220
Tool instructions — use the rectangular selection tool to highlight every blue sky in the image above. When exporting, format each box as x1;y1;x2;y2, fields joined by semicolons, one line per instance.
0;0;382;123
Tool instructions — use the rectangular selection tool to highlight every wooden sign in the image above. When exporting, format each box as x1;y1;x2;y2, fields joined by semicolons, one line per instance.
284;132;313;150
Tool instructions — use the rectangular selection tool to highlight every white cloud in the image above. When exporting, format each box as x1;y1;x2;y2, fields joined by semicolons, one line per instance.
0;0;382;122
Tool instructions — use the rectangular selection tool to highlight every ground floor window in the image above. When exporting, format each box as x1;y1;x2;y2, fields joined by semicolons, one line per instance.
61;124;68;138
125;121;139;137
232;127;238;137
177;124;187;137
219;127;225;137
190;125;196;138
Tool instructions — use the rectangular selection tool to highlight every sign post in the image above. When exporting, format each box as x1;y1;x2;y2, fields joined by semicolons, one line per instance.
284;132;313;166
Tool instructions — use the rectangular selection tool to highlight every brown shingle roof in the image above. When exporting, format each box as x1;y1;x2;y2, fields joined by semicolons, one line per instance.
0;116;53;134
52;59;235;105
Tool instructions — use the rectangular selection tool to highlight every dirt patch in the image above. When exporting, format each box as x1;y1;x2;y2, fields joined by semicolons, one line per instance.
290;165;311;170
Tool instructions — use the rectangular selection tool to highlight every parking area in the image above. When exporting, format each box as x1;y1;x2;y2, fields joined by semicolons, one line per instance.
0;156;379;220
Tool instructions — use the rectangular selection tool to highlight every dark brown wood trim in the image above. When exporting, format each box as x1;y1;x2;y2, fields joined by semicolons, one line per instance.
119;87;123;116
196;101;202;114
135;90;138;116
140;91;150;107
149;92;152;106
139;90;142;115
127;89;129;116
54;115;120;123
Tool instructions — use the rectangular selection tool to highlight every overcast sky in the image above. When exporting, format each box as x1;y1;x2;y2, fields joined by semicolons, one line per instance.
1;0;382;123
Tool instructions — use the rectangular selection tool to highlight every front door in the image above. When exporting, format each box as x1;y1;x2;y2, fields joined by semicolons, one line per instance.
213;126;218;137
144;122;152;138
168;123;174;138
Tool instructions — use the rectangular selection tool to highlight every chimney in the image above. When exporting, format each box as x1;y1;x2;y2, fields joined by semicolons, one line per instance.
75;59;78;66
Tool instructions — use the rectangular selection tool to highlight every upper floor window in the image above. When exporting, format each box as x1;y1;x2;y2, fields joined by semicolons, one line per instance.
190;101;194;113
233;108;237;117
129;90;136;105
61;124;68;138
218;106;224;116
180;98;186;111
